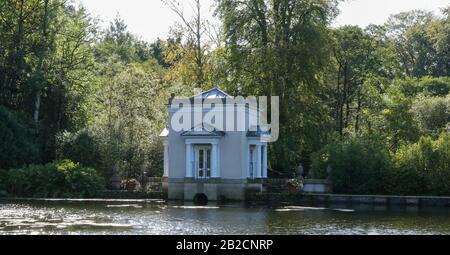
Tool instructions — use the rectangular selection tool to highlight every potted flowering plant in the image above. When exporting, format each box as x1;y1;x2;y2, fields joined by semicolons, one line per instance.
287;179;299;193
121;179;138;191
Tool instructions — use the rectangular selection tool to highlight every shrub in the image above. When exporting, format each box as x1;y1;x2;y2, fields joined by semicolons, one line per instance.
56;127;164;181
56;130;102;170
67;161;104;197
411;95;450;136
5;160;104;198
0;169;8;197
419;76;450;97
0;106;40;169
390;132;450;196
310;136;392;194
382;93;421;147
389;76;450;97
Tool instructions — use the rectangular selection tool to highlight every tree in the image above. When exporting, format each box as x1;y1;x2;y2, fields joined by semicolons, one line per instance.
327;24;403;137
0;106;40;169
162;0;222;89
216;0;339;175
411;95;450;136
0;1;98;163
88;61;167;179
33;0;50;129
385;10;449;77
0;0;49;111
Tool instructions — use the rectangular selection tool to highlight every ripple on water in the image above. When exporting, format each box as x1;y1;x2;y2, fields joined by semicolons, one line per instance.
1;201;450;234
106;204;143;209
275;206;355;213
171;205;220;209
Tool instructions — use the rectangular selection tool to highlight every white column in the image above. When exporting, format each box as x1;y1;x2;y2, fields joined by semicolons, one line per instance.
163;140;169;177
211;143;219;178
185;143;192;178
246;146;251;178
262;144;268;178
256;144;262;178
217;144;221;178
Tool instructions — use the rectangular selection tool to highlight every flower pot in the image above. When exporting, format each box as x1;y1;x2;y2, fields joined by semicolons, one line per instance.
126;181;136;192
288;183;298;193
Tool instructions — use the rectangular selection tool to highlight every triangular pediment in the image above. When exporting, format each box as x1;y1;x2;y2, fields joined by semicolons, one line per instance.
191;88;231;99
181;123;225;137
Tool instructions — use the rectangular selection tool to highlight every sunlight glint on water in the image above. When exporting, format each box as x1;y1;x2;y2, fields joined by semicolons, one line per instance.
1;200;450;235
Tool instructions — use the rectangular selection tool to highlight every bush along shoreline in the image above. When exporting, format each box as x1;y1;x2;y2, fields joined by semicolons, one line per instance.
310;132;450;196
0;160;104;198
1;132;449;199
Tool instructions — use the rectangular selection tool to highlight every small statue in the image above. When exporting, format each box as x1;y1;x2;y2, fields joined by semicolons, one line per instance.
109;163;121;190
139;163;148;191
296;163;304;192
326;165;332;181
296;163;304;178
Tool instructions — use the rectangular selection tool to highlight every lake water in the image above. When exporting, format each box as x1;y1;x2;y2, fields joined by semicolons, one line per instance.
1;199;450;235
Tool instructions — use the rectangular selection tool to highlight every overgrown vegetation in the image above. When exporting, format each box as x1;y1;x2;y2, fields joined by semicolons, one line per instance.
0;0;449;196
3;160;103;198
390;132;450;196
310;136;392;195
311;133;450;196
0;106;40;170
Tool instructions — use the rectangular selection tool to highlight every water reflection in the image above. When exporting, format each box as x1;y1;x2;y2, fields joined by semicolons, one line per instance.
0;199;450;235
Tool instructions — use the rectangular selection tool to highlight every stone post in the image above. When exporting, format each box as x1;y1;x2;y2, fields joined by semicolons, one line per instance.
185;143;192;178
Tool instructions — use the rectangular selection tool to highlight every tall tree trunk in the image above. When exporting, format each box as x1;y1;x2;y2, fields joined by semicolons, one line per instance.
33;0;49;130
336;65;341;134
195;0;203;89
345;101;350;129
164;0;205;89
33;90;42;125
4;0;25;109
355;88;362;133
339;64;349;135
343;65;350;130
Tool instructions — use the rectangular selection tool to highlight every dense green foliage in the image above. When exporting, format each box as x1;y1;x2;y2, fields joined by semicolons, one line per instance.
0;2;167;184
390;133;450;196
0;169;8;197
311;133;450;195
310;136;392;194
4;160;103;198
217;0;338;172
0;106;40;169
56;129;102;172
411;95;450;136
0;0;449;196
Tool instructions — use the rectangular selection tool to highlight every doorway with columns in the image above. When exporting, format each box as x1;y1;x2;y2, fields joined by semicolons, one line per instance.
194;145;211;179
248;142;268;179
184;139;220;179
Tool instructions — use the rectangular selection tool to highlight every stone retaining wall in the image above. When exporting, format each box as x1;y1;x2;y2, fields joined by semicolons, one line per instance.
303;179;332;193
247;193;450;207
98;190;165;199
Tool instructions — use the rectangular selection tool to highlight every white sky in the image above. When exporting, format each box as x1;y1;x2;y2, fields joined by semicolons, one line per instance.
333;0;448;27
76;0;449;42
